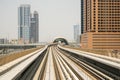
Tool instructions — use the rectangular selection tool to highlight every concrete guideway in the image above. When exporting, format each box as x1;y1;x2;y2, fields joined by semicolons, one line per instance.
0;44;120;80
44;47;56;80
63;46;120;64
57;47;113;79
55;47;92;80
35;45;116;80
0;47;44;74
33;47;49;79
0;46;48;80
59;45;120;69
58;45;120;79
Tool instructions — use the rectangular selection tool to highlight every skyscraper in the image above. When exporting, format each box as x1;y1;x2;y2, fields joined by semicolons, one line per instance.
18;4;39;44
81;0;84;34
74;24;80;43
81;0;120;49
18;4;31;44
30;11;39;43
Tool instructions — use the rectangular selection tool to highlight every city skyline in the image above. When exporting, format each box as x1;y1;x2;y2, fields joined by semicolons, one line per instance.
0;0;80;42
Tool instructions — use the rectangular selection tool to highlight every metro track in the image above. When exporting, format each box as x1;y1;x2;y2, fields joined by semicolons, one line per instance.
0;45;120;80
15;49;47;80
53;46;91;80
58;46;120;80
56;47;112;80
34;45;117;80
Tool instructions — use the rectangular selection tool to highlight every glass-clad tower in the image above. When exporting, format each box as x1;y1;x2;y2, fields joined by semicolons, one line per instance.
18;4;31;44
30;11;39;43
74;25;80;43
81;0;84;34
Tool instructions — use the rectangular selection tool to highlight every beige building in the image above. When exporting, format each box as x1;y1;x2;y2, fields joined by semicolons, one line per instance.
10;39;18;44
81;0;120;49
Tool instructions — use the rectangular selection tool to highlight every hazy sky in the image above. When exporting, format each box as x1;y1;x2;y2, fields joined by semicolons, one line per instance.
0;0;80;42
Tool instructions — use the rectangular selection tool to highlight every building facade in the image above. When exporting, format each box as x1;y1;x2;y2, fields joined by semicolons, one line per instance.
81;0;120;49
74;25;80;43
30;11;39;43
18;4;31;44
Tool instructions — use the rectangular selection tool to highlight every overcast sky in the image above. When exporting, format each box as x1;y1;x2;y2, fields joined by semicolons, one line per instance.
0;0;80;42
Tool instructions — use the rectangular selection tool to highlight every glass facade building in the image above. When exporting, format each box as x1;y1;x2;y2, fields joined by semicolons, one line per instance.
81;0;84;34
30;11;39;43
18;4;31;44
18;4;39;44
74;25;80;43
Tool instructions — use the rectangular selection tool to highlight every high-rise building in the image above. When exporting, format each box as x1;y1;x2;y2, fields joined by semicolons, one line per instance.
81;0;84;34
81;0;120;49
18;4;39;44
18;4;31;44
30;11;39;43
74;25;80;43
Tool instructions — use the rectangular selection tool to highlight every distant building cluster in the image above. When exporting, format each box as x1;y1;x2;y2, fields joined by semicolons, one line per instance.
80;0;120;49
0;38;9;44
18;4;39;44
10;39;18;44
0;38;18;44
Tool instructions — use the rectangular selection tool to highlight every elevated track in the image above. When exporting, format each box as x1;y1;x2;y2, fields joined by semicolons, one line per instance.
0;45;120;80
